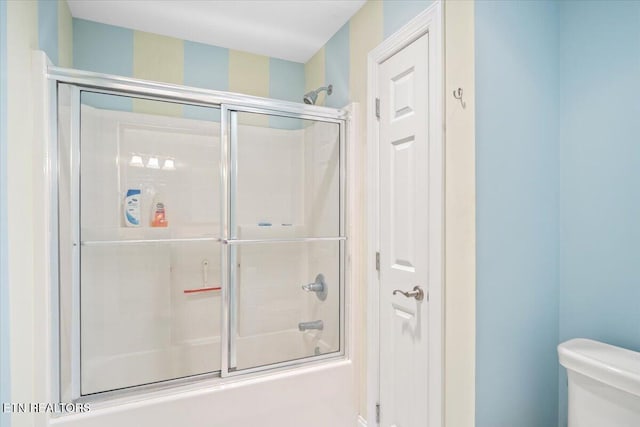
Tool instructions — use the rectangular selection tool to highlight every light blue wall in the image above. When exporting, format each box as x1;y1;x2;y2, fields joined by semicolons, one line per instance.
0;0;10;425
183;41;229;92
38;0;58;65
383;0;432;38
73;19;133;77
324;22;349;109
183;40;228;121
557;1;640;425
269;58;305;128
73;19;134;111
475;1;559;426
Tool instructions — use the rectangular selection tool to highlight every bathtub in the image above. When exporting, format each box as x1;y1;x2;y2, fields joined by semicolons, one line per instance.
82;330;335;395
51;359;356;427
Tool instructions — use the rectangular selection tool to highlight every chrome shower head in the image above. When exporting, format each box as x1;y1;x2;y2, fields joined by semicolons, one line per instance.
303;84;333;105
303;92;316;105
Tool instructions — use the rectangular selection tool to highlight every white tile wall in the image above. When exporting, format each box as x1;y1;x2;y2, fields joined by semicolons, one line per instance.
77;105;341;392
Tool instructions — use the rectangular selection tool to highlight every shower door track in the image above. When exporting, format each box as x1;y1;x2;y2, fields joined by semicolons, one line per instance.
48;66;348;121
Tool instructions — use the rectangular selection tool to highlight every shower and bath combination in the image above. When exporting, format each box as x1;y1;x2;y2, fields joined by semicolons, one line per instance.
303;84;333;105
51;65;347;403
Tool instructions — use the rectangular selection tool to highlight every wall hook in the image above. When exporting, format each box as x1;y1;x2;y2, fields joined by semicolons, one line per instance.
453;87;466;109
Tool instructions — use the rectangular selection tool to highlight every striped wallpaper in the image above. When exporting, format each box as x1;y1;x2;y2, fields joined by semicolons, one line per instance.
37;0;431;112
307;0;432;109
72;18;304;116
38;0;72;68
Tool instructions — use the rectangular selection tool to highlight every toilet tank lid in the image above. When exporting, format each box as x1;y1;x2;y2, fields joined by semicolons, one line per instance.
558;338;640;397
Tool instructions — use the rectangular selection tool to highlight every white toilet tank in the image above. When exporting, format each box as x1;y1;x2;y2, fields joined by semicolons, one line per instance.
558;339;640;427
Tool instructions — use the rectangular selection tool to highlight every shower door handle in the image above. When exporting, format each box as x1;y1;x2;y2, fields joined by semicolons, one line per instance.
392;286;425;301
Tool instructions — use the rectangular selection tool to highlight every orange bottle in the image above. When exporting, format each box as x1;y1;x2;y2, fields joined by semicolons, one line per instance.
151;196;168;227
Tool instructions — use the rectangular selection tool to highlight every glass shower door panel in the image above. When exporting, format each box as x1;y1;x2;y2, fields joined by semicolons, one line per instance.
232;241;341;371
232;111;341;239
79;92;222;395
81;241;222;394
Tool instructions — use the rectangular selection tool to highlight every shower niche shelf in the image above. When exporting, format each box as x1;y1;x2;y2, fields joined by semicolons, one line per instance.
237;224;306;240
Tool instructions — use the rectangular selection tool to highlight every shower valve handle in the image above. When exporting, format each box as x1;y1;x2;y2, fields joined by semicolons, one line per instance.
303;282;324;292
301;274;327;301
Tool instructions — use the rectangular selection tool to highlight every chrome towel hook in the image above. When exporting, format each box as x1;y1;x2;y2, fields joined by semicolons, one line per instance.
453;87;466;109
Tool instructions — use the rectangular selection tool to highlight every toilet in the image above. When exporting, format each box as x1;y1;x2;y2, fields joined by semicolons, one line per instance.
558;338;640;427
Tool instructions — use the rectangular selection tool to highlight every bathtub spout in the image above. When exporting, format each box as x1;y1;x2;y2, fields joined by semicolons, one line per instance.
298;320;324;331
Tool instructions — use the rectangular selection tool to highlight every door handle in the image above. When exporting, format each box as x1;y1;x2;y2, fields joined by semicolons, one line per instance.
392;286;425;301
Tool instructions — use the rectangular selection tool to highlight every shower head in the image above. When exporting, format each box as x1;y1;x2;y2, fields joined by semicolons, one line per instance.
303;84;333;105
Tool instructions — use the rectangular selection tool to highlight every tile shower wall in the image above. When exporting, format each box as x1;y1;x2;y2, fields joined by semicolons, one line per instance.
76;103;341;387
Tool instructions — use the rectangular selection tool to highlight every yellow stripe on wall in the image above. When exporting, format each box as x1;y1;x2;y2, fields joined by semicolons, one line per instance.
304;47;325;106
57;0;72;68
6;0;38;408
229;50;269;126
228;50;269;97
349;0;383;107
347;0;382;419
133;31;184;117
444;3;476;426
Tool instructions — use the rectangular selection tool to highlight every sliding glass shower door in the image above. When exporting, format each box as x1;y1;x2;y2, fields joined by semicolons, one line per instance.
222;109;344;373
58;88;223;398
57;84;346;401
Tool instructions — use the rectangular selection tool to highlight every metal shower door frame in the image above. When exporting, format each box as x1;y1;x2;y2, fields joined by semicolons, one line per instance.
219;104;348;378
49;66;349;403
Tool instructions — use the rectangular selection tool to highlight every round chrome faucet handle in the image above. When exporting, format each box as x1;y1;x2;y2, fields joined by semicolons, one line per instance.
392;286;425;301
301;274;327;301
302;282;324;292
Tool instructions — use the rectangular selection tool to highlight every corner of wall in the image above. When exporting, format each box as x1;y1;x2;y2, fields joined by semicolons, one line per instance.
0;1;10;423
443;1;476;427
37;0;57;64
6;0;39;421
58;0;73;67
347;0;382;420
304;47;326;105
349;0;383;108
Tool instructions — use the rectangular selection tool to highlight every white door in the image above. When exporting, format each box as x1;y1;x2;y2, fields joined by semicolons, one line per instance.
377;30;442;427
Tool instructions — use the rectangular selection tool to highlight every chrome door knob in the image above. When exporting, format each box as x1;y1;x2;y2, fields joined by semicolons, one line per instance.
392;286;425;301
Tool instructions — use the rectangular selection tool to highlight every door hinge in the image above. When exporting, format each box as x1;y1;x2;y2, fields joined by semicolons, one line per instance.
375;251;380;272
376;403;381;423
375;97;380;119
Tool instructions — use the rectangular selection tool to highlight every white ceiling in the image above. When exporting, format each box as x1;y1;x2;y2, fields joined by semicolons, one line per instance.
66;0;366;63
